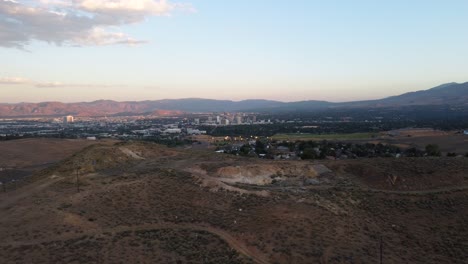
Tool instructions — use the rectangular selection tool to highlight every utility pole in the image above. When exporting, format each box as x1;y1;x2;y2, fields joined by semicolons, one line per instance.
76;168;80;193
380;236;383;264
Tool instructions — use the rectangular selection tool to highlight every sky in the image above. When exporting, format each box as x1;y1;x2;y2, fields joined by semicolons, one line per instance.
1;0;468;103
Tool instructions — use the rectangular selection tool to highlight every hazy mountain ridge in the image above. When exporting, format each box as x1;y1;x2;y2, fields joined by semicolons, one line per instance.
0;82;467;117
248;82;468;112
346;82;468;107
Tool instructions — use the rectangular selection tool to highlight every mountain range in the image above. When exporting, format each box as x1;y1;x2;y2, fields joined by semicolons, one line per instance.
1;82;467;117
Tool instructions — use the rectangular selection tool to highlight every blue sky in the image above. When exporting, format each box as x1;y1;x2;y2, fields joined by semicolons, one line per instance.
1;0;468;103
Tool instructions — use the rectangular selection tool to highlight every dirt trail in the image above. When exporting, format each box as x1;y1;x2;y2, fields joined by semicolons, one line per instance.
362;185;468;195
232;181;468;195
0;175;63;211
2;222;270;264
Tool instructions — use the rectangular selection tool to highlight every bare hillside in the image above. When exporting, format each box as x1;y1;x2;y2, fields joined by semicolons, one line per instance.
0;140;467;263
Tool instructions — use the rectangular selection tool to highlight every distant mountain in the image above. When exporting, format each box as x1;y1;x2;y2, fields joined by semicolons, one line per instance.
374;82;468;106
339;82;468;108
0;82;467;117
243;82;468;112
248;100;335;112
0;99;285;117
143;98;286;112
0;101;183;118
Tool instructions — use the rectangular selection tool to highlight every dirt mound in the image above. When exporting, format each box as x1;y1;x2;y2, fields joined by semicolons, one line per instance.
40;144;137;177
217;165;271;177
217;163;323;177
217;165;280;185
39;142;185;178
213;162;325;185
119;147;145;160
341;157;468;191
115;142;183;159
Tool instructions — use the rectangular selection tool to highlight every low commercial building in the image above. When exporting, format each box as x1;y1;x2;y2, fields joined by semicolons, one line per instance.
165;128;182;134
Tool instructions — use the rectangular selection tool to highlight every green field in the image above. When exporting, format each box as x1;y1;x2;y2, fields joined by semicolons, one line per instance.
272;132;378;141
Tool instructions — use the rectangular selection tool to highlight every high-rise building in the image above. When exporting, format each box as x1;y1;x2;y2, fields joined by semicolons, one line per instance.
236;116;242;124
63;115;74;124
194;118;200;125
216;116;221;124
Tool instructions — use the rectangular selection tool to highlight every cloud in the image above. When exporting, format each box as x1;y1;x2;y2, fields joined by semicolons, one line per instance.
0;76;159;90
71;27;148;46
0;77;108;90
34;82;120;88
0;77;30;84
77;0;174;15
0;0;192;48
35;81;65;88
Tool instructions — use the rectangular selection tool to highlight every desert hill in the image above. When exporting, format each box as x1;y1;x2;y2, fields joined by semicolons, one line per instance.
0;140;467;263
0;100;185;117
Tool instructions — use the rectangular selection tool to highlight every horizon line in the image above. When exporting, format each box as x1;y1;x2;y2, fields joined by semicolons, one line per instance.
0;81;465;105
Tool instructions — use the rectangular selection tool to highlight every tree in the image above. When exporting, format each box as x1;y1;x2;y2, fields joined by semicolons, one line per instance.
255;140;267;154
239;144;250;156
301;148;318;160
425;144;441;156
405;147;423;157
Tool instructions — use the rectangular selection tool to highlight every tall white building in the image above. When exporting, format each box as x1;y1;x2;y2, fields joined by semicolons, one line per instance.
236;116;242;124
63;115;74;124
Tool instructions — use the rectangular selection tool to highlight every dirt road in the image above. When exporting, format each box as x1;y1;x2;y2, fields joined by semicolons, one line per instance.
0;175;63;211
1;222;270;264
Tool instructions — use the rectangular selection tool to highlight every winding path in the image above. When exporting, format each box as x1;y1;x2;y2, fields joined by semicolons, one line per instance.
0;176;64;211
2;222;270;264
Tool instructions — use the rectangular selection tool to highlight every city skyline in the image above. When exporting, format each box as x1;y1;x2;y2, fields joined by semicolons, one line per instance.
2;0;468;103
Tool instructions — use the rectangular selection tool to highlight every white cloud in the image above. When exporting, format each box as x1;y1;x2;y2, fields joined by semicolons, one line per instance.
0;77;30;84
34;82;117;88
0;76;99;88
71;27;147;46
35;81;65;88
0;0;192;48
76;0;174;14
0;76;159;90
